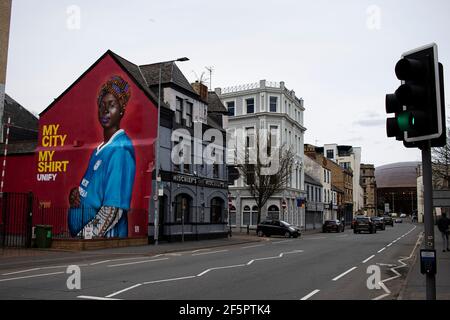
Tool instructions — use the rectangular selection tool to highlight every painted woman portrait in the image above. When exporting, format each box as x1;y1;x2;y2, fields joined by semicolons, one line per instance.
68;75;136;238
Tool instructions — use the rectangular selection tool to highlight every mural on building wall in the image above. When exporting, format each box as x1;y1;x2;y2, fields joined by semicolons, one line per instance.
35;53;157;239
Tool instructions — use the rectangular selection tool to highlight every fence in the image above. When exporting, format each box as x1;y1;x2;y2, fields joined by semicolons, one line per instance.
0;192;33;247
0;192;148;247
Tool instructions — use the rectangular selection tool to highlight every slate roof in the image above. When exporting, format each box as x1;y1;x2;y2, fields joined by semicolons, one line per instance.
304;173;322;187
40;50;164;116
0;140;37;154
108;51;162;107
3;94;38;142
139;62;198;97
207;91;227;114
332;184;345;193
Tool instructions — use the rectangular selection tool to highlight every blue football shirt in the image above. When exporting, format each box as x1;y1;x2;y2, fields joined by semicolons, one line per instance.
68;129;136;237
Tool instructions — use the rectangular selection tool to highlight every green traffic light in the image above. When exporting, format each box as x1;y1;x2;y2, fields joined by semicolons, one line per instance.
397;111;413;131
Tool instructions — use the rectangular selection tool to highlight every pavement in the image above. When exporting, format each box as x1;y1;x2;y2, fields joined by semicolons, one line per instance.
399;225;450;300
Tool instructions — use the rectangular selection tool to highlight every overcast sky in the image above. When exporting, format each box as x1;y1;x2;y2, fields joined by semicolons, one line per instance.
5;0;450;167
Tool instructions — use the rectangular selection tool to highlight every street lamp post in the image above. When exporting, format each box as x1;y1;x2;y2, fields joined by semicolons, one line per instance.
391;192;395;213
154;57;189;246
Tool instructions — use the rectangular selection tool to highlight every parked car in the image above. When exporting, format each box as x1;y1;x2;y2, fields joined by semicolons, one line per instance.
371;217;386;230
322;220;345;233
256;220;301;238
383;215;394;226
353;216;377;234
395;218;403;223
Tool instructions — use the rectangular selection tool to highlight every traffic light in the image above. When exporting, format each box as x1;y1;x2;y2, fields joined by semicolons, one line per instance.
386;43;446;148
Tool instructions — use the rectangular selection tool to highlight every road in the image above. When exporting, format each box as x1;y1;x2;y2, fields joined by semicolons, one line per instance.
0;221;422;300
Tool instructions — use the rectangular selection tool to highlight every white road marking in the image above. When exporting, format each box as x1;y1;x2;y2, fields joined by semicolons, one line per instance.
106;284;143;298
378;248;386;253
192;249;228;256
107;258;168;268
373;228;421;300
376;263;397;267
0;271;64;282
103;249;304;298
90;260;111;266
332;267;357;281
300;289;320;300
2;268;40;276
1;264;88;276
196;264;246;277
143;276;196;285
362;255;375;264
272;239;294;244
241;244;265;249
78;295;122;300
191;249;210;253
387;243;393;247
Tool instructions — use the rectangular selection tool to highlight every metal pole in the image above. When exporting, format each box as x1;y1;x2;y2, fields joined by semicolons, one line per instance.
422;141;436;300
153;65;162;246
182;207;185;242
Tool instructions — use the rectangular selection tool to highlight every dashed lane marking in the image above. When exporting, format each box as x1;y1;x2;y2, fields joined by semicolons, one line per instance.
300;289;320;300
332;267;357;281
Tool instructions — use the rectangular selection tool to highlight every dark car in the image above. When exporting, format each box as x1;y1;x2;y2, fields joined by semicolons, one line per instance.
256;220;301;238
353;216;377;234
383;215;394;227
371;217;386;230
322;220;344;233
395;218;403;223
351;215;366;229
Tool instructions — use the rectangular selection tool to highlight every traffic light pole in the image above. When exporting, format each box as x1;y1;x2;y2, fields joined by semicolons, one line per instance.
422;141;436;300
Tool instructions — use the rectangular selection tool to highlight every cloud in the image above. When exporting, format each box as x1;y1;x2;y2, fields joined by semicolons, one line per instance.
353;119;385;127
351;110;386;127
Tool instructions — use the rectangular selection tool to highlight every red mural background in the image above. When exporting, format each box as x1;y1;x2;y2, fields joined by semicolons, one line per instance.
33;53;157;237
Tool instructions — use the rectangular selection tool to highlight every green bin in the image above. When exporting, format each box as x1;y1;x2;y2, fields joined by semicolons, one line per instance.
35;225;52;248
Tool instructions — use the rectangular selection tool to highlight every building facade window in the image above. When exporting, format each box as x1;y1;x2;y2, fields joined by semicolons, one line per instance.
268;205;280;220
246;98;254;114
229;205;236;226
213;164;219;178
210;197;224;223
326;150;334;159
185;101;193;127
252;206;258;225
227;101;235;116
243;205;251;225
174;194;191;223
175;97;183;124
269;96;277;112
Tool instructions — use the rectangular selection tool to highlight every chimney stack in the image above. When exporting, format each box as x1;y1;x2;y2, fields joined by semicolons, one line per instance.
191;81;208;102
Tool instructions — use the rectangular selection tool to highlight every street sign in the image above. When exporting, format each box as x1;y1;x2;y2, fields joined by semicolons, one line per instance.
432;189;450;207
384;203;390;213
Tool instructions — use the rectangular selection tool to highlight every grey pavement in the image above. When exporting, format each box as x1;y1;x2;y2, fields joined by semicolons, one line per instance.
399;225;450;300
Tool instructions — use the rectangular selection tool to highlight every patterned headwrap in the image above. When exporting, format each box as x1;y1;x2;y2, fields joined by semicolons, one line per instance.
97;75;131;109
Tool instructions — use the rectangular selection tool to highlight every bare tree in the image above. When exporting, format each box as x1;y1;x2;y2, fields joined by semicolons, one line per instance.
237;130;295;224
432;127;450;189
